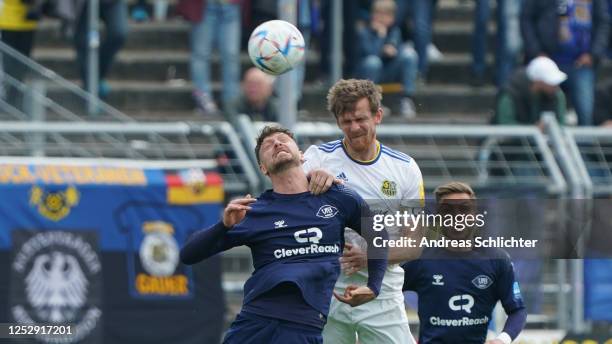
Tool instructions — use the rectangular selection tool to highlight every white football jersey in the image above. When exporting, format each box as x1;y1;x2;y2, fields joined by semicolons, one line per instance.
303;139;424;299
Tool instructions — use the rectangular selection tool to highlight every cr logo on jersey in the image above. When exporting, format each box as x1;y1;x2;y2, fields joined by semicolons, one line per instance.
316;205;338;219
472;275;493;289
381;180;397;197
449;294;474;314
294;227;323;244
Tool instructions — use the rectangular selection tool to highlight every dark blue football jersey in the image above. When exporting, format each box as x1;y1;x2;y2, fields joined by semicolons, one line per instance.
402;247;525;344
180;184;386;326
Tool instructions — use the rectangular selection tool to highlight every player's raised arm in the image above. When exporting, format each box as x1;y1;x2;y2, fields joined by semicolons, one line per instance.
180;195;256;265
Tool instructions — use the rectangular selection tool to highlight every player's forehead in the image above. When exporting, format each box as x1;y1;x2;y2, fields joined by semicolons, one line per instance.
262;132;293;145
338;98;374;119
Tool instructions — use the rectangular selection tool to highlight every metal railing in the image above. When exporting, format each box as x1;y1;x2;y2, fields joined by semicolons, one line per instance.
564;126;612;196
244;119;567;194
0;39;131;121
0;121;260;194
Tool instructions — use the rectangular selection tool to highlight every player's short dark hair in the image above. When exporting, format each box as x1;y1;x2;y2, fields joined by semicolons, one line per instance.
434;182;476;203
327;79;382;119
254;125;296;165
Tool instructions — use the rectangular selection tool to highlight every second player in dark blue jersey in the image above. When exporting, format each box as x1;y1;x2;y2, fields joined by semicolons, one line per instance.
180;126;388;344
402;182;526;344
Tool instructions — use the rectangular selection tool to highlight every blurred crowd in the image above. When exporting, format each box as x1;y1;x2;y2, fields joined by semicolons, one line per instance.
0;0;611;127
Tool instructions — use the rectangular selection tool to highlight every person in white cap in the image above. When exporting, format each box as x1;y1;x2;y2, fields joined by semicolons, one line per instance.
493;56;567;126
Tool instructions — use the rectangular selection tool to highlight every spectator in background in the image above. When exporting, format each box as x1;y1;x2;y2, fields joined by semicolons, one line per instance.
0;0;41;110
188;0;242;116
521;0;610;126
411;0;439;81
228;67;279;122
320;0;361;79
356;0;418;118
494;56;567;126
471;0;523;87
73;0;129;99
594;80;612;127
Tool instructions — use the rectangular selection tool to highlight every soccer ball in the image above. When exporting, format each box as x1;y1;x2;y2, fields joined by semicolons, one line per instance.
248;20;305;76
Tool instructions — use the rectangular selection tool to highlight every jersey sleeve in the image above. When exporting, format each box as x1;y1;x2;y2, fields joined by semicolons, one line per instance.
180;220;252;265
400;160;425;209
496;257;526;314
302;145;323;174
401;260;421;291
337;185;388;296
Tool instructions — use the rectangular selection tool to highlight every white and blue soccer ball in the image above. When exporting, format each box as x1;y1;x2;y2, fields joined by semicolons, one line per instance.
248;20;305;76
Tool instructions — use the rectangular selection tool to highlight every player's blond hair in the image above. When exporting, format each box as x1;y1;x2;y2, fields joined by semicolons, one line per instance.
434;182;476;203
372;0;396;14
327;79;382;119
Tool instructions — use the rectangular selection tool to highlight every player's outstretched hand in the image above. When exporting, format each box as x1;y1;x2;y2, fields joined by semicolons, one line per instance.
307;169;343;195
223;194;256;227
334;285;376;307
340;243;367;276
485;340;505;344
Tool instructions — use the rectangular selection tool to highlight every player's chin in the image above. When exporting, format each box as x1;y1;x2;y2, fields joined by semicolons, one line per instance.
270;155;300;172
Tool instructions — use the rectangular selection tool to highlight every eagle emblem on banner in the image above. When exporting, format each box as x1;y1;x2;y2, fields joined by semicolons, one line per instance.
26;251;88;323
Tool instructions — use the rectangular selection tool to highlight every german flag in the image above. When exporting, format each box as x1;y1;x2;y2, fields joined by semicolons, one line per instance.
166;169;223;205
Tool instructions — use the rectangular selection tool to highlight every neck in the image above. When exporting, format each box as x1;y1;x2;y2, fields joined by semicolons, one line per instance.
343;139;379;162
269;165;309;194
249;98;267;110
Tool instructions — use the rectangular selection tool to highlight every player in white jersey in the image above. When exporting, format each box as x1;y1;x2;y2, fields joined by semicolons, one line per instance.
302;79;423;344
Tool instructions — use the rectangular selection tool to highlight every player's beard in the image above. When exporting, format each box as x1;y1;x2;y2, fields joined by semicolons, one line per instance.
267;151;301;175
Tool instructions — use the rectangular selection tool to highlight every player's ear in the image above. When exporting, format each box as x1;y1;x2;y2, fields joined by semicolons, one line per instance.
374;107;383;124
259;163;269;176
299;150;304;164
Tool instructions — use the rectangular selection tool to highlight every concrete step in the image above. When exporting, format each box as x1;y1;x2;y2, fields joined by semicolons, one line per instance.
45;81;496;117
35;46;612;87
32;48;322;82
34;19;493;54
123;110;490;125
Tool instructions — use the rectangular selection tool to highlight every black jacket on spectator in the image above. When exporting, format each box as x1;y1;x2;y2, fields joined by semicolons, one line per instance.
521;0;610;61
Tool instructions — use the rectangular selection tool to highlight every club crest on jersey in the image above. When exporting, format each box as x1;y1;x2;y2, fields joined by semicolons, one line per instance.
316;205;338;219
513;282;523;301
381;180;397;197
472;275;493;289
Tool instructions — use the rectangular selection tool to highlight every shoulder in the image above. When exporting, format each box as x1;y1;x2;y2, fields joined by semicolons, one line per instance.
476;247;513;265
380;145;414;165
316;140;343;153
328;183;363;200
324;184;365;208
380;145;422;180
304;140;342;157
303;140;342;165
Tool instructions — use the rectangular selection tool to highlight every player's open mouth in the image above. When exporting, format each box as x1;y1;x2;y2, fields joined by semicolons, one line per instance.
274;149;290;158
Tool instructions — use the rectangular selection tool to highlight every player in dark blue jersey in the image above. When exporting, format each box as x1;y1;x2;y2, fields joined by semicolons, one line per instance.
402;182;527;344
180;126;388;344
